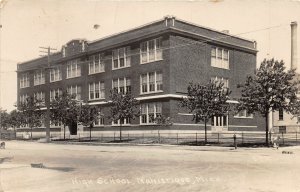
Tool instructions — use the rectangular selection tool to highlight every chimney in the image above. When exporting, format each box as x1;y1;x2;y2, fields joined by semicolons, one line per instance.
291;21;297;71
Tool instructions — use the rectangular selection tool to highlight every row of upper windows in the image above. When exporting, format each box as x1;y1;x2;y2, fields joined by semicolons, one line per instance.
20;43;230;88
20;71;163;103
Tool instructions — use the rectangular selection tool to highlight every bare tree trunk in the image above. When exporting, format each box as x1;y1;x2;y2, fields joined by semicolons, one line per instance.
90;126;92;141
204;118;207;144
265;113;269;147
119;123;122;141
63;125;66;140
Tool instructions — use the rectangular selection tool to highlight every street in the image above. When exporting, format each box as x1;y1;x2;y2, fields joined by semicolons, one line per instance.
0;141;300;192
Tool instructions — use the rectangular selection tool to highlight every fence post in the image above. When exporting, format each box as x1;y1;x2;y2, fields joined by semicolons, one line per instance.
79;133;80;141
217;133;220;143
101;134;103;141
142;133;144;143
233;134;237;149
128;133;129;141
242;132;244;144
296;131;298;145
114;132;115;141
158;131;160;144
177;133;179;144
196;133;198;145
282;132;284;145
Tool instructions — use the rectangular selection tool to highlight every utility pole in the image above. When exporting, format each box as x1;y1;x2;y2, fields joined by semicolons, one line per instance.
39;46;56;142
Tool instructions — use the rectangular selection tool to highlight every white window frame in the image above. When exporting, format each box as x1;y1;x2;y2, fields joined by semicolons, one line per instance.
67;85;81;100
50;121;62;127
33;70;45;86
112;46;131;70
140;71;163;94
20;73;30;88
94;112;105;126
211;47;229;69
19;94;28;104
34;91;45;105
89;54;105;74
50;88;62;101
112;77;131;94
89;81;105;100
140;102;162;125
66;60;81;79
234;110;253;119
140;37;163;64
50;66;62;82
211;76;229;89
112;117;131;126
211;115;229;127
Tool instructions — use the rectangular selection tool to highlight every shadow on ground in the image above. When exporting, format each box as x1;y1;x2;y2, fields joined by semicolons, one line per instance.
0;157;14;164
30;163;75;172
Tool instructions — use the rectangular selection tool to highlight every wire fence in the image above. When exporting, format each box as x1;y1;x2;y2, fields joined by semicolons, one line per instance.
12;130;300;147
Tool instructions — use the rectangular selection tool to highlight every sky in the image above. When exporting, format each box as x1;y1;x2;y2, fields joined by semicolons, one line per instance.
0;0;299;112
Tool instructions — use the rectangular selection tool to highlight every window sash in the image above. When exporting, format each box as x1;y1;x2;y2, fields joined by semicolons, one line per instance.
20;73;30;88
211;47;229;69
140;102;163;124
89;82;105;100
140;38;163;63
112;47;130;69
140;72;163;94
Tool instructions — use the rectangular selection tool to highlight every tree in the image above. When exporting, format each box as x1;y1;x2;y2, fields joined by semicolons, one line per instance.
109;90;140;141
9;109;24;131
154;115;173;127
18;96;43;139
180;80;231;144
237;59;299;146
50;92;80;140
78;104;101;141
0;109;10;130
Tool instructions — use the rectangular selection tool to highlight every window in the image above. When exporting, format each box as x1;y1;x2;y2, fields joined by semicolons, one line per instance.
140;102;162;124
20;73;30;88
51;121;62;127
112;47;131;69
140;38;162;64
34;70;45;86
50;89;62;101
89;54;105;74
126;78;131;93
211;76;229;89
34;92;45;105
140;72;163;94
50;67;62;82
67;85;81;100
94;117;105;126
66;60;81;78
234;110;253;118
19;94;28;104
279;109;284;120
211;47;229;69
112;77;131;94
112;117;131;125
211;116;228;127
89;81;105;100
